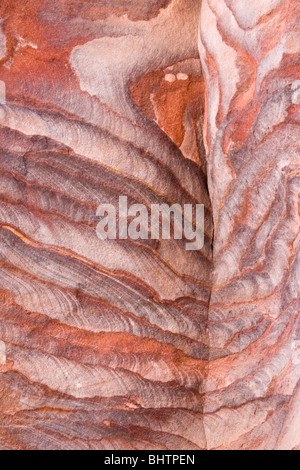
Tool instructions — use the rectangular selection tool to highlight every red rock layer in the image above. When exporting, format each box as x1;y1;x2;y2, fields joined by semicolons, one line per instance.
0;0;299;450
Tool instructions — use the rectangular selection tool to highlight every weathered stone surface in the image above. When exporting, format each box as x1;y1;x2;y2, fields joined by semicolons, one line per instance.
0;0;299;450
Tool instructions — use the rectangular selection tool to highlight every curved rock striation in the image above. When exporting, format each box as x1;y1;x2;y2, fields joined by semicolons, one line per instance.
0;0;299;450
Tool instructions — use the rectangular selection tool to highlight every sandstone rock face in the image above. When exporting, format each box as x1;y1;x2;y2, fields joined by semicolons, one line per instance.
0;0;299;450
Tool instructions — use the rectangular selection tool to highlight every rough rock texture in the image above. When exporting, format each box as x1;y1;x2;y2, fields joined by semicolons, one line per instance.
0;0;299;450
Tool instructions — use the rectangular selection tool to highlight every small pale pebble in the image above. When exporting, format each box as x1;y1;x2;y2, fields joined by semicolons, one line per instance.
164;73;176;83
